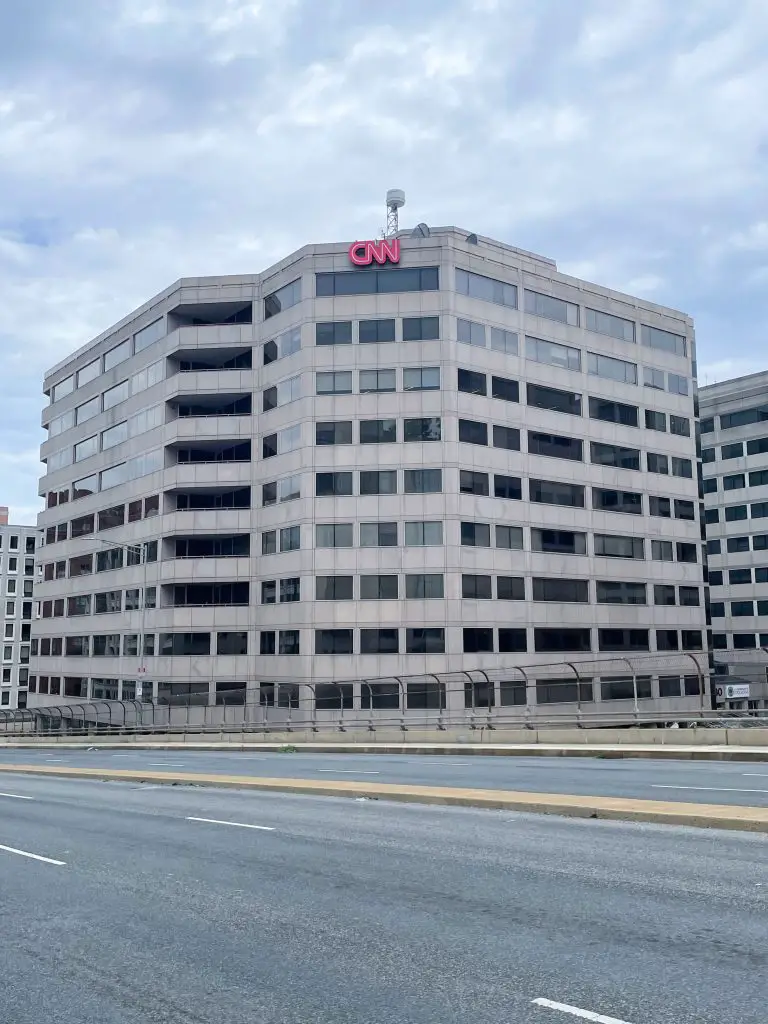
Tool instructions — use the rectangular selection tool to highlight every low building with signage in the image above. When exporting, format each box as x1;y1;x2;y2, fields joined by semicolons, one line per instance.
28;218;708;722
700;371;768;710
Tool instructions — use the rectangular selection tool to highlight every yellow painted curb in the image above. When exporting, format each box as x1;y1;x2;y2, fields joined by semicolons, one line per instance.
2;763;768;833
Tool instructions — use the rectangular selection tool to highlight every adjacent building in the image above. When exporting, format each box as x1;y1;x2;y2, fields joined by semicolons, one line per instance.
29;222;707;719
0;513;39;710
700;372;768;709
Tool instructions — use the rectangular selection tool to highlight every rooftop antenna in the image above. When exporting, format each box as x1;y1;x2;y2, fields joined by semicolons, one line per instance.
385;188;405;237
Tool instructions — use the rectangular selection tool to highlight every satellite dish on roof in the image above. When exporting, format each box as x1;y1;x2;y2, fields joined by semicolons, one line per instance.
466;233;478;244
412;222;430;237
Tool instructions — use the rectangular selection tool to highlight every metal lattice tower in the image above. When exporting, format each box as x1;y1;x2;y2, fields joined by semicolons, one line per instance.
385;189;405;237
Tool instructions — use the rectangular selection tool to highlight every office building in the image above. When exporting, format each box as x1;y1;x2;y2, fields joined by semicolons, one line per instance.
700;372;768;709
29;219;707;717
0;517;38;710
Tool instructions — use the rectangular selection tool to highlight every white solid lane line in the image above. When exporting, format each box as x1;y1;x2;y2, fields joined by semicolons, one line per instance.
186;817;275;831
652;784;768;794
743;773;768;777
45;759;66;762
0;844;66;866
314;769;381;774
406;761;472;766
147;763;186;767
532;997;634;1023
0;793;34;800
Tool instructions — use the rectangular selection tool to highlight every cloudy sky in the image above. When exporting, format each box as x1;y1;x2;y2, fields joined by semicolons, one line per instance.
1;0;767;521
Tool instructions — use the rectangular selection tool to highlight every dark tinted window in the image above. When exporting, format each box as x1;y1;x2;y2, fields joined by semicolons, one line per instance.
534;629;591;653
494;474;522;500
590;398;638;427
316;267;439;296
529;479;585;508
316;321;352;345
402;316;440;341
529;431;583;461
532;578;588;602
590;442;640;470
359;318;395;343
592;488;642;515
491;376;519;403
493;425;521;451
458;368;486;395
527;383;582;416
459;419;488;445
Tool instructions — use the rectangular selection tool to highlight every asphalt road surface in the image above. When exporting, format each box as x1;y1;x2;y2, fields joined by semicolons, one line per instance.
0;775;766;1023
2;747;768;805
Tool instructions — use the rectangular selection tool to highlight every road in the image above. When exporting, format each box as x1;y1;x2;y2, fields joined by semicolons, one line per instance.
2;747;768;805
0;775;767;1023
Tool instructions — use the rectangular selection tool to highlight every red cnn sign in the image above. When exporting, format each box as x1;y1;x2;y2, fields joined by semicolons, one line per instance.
348;238;400;266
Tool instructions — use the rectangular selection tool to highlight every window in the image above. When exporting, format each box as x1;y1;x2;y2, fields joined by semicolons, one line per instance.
730;569;752;584
528;431;582;461
263;325;301;364
277;578;299;604
533;578;588;603
530;479;584;508
641;324;686;357
525;289;579;326
593;488;642;515
103;379;130;410
722;442;743;459
98;505;125;530
261;581;276;604
644;409;667;432
497;576;525;600
360;470;397;495
462;574;492;599
359;318;396;343
703;477;718;494
403;366;440;391
528;383;581;416
643;366;666;391
403;316;440;341
317;267;439;296
494;474;522;500
585;308;635;343
262;375;301;410
589;397;638;427
753;502;768;519
599;629;649;652
490;375;519;404
404;469;441;493
534;629;591;653
458;368;486;395
96;548;123;572
316;370;352;395
601;677;652;701
101;421;128;450
51;374;74;401
747;437;768;456
316;472;353;497
315;629;354;654
649;495;671;518
729;536;753;552
724;473;746;491
659;675;682;698
456;268;517;308
405;521;442;546
725;504;748;522
463;627;494;653
733;633;757;649
459;419;487;445
461;522;491;547
651;540;673;561
590;442;640;470
653;585;676;607
315;321;352;346
280;526;300;552
594;534;644;559
674;499;695;521
405;628;445;654
315;421;353;446
75;396;101;425
359;369;396;393
360;522;398;547
646;452;669;475
526;336;580;371
264;278;301;319
71;514;94;538
92;634;121;657
74;435;99;463
676;542;697;563
316;523;353;548
492;425;520;451
490;327;519;354
708;538;723;554
531;528;586;555
260;631;276;655
94;591;122;614
496;628;526;654
708;570;724;585
457;318;486;347
702;449;717;467
405;574;444;599
704;508;719;524
732;601;755;617
404;417;441;442
672;457;692;479
316;576;354;601
159;633;210;656
681;630;702;651
494;525;522;550
670;414;690;437
262;424;300;458
587;352;637;385
596;581;646;605
758;568;768;582
460;470;489;496
360;575;398;600
360;629;399;654
667;373;689;396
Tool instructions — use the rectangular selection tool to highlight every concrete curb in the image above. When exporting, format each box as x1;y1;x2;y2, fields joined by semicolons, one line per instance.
3;763;768;833
2;742;768;761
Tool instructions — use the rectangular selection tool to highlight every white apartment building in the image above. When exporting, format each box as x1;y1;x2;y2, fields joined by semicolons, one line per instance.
29;223;707;718
700;371;768;709
0;516;38;710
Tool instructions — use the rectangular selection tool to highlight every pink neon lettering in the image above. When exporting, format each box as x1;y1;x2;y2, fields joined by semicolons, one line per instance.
348;239;401;266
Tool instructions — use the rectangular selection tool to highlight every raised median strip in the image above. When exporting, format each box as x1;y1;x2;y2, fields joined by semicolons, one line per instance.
3;762;768;832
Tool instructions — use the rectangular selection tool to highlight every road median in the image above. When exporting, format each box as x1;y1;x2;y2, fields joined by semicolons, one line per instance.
3;762;768;833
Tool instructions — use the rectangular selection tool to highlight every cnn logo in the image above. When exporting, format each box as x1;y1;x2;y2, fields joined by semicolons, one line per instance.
348;239;400;266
